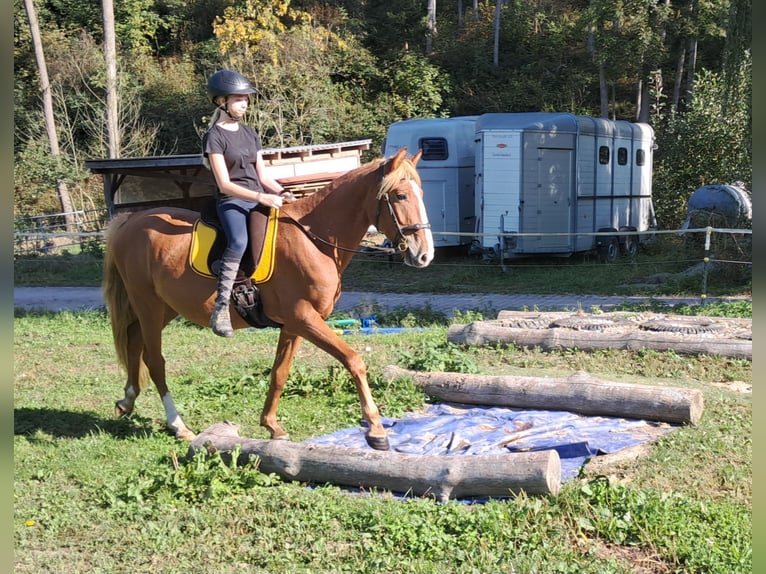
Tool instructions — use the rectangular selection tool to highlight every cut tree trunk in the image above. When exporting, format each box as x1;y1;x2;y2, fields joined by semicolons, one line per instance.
188;421;561;501
447;318;751;360
383;366;704;426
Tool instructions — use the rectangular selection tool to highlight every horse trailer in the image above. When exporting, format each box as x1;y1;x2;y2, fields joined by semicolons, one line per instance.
383;113;657;260
383;116;479;248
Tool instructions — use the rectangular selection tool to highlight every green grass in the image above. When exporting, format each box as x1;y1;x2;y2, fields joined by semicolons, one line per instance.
14;310;751;573
14;234;752;298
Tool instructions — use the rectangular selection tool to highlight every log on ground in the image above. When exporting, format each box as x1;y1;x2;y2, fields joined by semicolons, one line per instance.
383;366;704;426
446;320;751;360
188;421;561;501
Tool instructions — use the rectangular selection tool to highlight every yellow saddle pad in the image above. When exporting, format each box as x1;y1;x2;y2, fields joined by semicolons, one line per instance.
189;208;279;283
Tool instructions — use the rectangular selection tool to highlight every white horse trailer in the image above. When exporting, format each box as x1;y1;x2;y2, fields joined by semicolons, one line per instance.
383;113;657;258
383;117;479;247
474;112;657;261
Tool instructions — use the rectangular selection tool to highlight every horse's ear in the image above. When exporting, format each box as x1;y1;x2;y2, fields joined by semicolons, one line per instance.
385;147;409;175
411;149;423;166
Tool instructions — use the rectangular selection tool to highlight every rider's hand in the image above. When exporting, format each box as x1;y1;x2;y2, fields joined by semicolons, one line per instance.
280;191;296;203
260;192;283;208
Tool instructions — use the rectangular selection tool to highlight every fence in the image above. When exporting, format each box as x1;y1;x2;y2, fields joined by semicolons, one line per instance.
13;210;751;302
13;209;110;257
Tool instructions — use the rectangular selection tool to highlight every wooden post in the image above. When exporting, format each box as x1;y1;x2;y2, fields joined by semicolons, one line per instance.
383;366;704;426
189;421;561;501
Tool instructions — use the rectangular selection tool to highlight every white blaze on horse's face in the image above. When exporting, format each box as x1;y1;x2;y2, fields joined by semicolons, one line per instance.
406;178;435;267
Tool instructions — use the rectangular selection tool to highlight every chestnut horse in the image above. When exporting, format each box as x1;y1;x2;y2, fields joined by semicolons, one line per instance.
102;148;433;450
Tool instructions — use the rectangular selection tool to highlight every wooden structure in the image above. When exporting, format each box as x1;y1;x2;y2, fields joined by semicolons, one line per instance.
85;140;371;216
383;366;704;426
189;421;562;501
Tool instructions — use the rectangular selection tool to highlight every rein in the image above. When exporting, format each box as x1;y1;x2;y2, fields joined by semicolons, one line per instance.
280;212;395;255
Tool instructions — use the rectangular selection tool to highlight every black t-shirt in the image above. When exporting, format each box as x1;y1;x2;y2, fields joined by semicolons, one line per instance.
203;123;264;200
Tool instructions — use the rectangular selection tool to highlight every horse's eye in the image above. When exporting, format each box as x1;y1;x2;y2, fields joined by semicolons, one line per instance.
396;193;407;201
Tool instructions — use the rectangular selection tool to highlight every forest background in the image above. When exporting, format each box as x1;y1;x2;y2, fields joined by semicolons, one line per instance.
13;0;751;231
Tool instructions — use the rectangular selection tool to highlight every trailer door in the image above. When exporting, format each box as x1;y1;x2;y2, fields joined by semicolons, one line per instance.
520;147;573;252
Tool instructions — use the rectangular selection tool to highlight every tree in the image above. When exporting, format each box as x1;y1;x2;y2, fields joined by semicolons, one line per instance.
22;0;76;227
652;64;751;229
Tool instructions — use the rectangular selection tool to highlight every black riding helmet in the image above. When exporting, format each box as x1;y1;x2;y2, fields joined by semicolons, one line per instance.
207;69;256;103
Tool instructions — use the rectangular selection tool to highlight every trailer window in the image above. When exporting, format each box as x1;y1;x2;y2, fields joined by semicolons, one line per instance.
599;146;610;165
419;138;449;160
617;147;628;165
636;149;646;166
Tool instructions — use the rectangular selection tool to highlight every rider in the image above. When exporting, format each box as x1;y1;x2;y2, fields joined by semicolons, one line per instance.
202;69;294;337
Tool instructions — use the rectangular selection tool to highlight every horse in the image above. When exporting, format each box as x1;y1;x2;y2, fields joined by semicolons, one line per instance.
101;147;434;451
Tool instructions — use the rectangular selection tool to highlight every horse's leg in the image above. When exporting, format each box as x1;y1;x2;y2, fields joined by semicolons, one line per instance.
114;320;146;419
260;330;303;440
284;311;390;450
133;304;196;441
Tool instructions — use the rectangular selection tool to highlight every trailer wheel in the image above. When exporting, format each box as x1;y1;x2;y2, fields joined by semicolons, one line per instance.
619;226;638;258
597;236;619;263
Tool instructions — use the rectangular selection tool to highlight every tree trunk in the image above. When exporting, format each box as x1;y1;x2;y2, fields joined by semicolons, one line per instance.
685;36;698;105
102;0;120;158
189;421;562;501
672;46;685;110
492;0;505;67
426;0;437;55
383;366;704;426
637;73;651;122
23;0;76;229
593;43;608;117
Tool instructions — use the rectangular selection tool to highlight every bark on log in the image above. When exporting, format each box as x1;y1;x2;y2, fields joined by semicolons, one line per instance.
188;421;561;501
447;320;751;360
383;366;704;426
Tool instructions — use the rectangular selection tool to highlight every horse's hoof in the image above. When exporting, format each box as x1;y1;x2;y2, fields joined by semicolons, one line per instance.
176;428;197;441
269;430;290;441
114;401;130;418
365;434;390;451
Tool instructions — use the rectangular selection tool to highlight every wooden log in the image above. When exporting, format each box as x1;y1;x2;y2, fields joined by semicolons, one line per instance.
447;320;751;360
383;366;704;426
188;421;561;501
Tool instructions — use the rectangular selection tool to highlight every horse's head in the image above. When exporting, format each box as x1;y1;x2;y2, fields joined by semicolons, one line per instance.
376;148;435;268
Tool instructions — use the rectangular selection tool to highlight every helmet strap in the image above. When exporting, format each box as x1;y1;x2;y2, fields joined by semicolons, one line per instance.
218;103;241;123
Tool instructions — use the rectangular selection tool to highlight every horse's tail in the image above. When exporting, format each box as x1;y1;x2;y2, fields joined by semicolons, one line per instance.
102;214;150;390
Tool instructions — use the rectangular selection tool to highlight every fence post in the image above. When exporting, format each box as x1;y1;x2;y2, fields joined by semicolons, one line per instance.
700;226;713;305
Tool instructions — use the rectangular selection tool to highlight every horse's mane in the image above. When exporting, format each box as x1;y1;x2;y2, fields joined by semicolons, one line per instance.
281;152;419;219
377;154;420;199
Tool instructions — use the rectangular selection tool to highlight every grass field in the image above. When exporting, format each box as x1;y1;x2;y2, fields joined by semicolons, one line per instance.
13;305;751;573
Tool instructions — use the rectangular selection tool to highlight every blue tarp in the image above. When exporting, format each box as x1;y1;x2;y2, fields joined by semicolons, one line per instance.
307;403;676;483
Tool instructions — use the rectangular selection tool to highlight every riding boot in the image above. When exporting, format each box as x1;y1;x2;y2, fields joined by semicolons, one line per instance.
210;249;240;338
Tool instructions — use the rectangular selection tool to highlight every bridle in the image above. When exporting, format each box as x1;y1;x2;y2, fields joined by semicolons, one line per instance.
283;160;431;256
374;162;431;254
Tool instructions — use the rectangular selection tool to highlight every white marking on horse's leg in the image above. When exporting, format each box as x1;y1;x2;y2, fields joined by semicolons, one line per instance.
116;383;137;417
161;393;195;440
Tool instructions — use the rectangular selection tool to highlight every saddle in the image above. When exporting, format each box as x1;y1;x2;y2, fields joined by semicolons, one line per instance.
190;200;282;329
